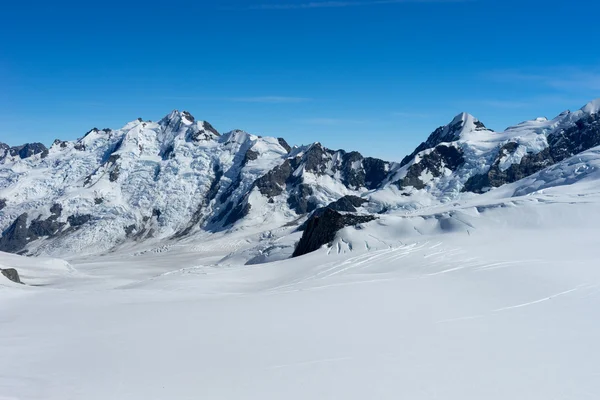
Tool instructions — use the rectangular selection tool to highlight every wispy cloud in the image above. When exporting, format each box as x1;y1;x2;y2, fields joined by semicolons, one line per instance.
152;95;312;104
295;117;368;125
484;67;600;91
477;99;532;109
248;0;469;10
229;96;311;103
392;111;430;118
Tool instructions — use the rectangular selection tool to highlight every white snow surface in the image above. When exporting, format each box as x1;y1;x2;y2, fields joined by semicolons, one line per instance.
2;146;600;399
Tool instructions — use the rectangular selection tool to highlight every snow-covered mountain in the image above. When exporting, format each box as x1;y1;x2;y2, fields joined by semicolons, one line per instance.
1;99;599;257
0;111;392;256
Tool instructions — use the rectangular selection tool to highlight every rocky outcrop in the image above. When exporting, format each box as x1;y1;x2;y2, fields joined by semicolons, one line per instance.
292;208;375;257
10;142;48;159
463;144;554;193
298;195;367;231
254;160;293;197
277;138;292;153
0;198;6;210
1;142;48;161
396;145;464;189
0;213;30;253
401;113;489;167
1;268;21;284
548;112;600;161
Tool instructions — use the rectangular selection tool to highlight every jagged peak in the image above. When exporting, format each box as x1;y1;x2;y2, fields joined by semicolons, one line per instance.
159;110;195;127
448;112;489;134
581;98;600;115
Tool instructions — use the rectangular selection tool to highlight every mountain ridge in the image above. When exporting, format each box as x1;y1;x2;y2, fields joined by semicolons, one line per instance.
1;99;599;257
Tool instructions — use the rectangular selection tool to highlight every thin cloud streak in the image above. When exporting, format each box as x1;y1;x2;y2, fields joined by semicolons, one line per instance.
484;67;600;91
249;0;469;10
295;117;368;125
229;96;312;103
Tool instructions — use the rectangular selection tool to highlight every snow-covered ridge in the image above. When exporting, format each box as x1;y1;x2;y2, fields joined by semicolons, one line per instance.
1;99;599;257
0;111;392;256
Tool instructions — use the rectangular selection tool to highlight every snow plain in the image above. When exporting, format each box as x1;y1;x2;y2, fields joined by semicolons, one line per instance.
2;152;600;399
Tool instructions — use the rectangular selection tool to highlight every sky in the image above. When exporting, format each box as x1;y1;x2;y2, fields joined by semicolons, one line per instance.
1;0;599;161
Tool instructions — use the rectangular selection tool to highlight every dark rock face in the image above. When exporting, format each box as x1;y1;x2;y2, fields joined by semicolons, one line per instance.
363;157;389;189
303;144;331;173
396;145;465;190
182;111;195;123
1;268;21;284
9;142;48;159
108;154;121;182
297;195;367;231
463;144;554;193
0;198;6;210
254;160;292;197
0;203;70;253
401;116;488;167
225;201;251;226
202;121;220;137
242;149;259;166
326;195;366;212
67;214;92;227
292;208;375;257
29;217;65;238
549;112;600;161
287;183;318;214
0;213;30;253
277;138;292;153
50;203;62;216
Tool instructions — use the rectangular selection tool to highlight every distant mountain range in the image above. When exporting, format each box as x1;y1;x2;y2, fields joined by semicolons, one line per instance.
1;99;599;257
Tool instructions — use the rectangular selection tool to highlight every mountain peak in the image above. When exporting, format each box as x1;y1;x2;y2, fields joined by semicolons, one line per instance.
159;110;195;126
581;98;600;115
448;112;489;134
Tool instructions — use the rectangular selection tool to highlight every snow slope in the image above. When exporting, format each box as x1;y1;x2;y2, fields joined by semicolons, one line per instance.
2;146;600;399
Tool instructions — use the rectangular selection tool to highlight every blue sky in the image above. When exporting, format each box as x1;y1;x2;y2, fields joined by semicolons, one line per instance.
1;0;599;161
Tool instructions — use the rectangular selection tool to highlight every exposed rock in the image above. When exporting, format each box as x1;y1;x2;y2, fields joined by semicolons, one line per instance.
8;142;48;159
29;217;65;238
202;121;220;137
67;214;92;227
0;206;68;253
292;208;375;257
326;195;366;212
0;198;6;210
1;268;21;284
287;183;318;214
396;145;464;189
224;201;251;226
341;151;365;189
298;195;367;231
463;145;554;193
277;137;292;153
50;203;62;216
0;213;30;253
254;160;292;197
363;157;389;189
549;112;600;162
242;149;259;166
182;111;195;123
401;114;488;167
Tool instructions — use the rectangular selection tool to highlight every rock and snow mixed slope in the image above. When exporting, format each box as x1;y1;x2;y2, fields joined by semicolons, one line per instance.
3;99;600;399
1;98;599;259
0;112;391;256
2;149;600;399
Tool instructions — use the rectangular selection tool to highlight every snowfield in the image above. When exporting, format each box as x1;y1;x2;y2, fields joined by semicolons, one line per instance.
2;100;600;399
2;158;600;399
